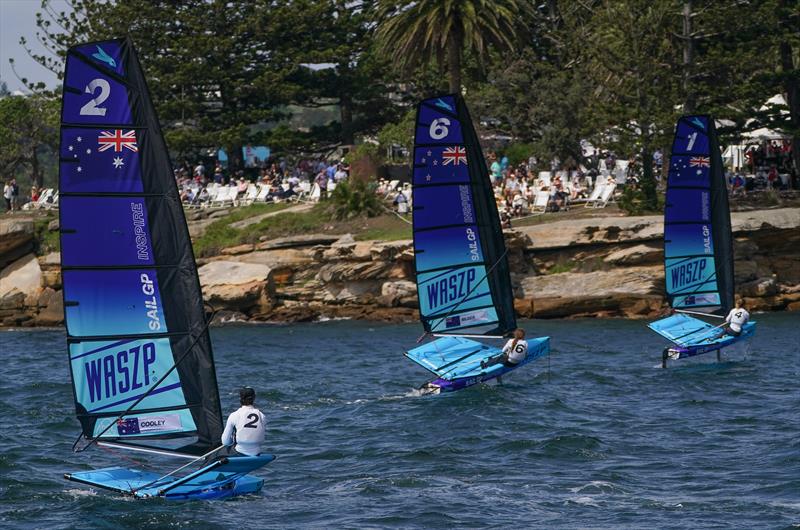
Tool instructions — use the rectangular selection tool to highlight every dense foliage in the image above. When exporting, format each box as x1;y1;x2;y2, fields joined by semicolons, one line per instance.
1;0;796;197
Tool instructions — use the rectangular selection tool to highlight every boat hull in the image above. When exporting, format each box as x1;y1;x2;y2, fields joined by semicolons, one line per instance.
666;322;757;360
421;337;550;394
64;454;274;501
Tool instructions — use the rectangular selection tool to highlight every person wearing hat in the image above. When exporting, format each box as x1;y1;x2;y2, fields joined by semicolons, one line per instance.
220;387;266;456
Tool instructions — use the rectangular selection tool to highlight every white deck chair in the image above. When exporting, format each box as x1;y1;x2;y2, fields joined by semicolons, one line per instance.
45;190;59;210
309;182;321;202
28;188;54;210
589;183;616;208
384;180;399;198
537;171;552;187
254;184;271;203
582;183;606;207
531;191;550;214
241;184;259;205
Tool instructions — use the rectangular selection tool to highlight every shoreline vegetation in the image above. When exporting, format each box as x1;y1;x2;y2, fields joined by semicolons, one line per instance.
1;201;798;329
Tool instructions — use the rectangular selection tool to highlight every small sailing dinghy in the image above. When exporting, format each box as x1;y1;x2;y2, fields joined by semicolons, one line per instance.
59;38;273;499
404;95;550;394
648;115;756;367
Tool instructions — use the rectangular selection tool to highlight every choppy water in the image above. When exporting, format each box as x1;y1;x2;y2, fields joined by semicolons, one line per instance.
0;314;798;529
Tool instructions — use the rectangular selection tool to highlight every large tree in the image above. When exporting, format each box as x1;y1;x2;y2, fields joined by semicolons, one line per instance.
374;0;535;93
22;0;311;170
0;94;59;188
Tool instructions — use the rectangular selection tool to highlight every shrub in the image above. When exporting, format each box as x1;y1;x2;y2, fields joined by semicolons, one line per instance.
326;180;384;220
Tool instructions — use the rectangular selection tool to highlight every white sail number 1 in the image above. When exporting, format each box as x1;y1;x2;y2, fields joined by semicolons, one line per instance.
429;118;450;140
686;131;697;151
80;78;111;116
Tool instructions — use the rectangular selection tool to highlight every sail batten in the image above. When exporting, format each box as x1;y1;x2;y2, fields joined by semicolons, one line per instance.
60;38;222;453
664;115;734;315
411;94;516;337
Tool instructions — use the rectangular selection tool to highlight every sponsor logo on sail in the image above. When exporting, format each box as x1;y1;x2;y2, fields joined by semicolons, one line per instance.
131;202;150;261
140;273;162;331
426;268;476;311
84;342;157;403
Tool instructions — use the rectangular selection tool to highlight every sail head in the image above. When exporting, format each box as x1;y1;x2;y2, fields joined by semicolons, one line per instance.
412;95;516;336
60;38;222;454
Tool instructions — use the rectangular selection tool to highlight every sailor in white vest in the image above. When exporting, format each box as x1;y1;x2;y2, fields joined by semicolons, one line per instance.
481;328;528;369
220;387;266;456
715;298;750;339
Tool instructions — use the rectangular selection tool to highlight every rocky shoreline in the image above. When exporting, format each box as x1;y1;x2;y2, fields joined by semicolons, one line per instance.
1;208;798;328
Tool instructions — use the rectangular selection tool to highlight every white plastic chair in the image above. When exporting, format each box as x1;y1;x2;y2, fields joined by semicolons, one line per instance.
582;183;606;207
531;191;550;214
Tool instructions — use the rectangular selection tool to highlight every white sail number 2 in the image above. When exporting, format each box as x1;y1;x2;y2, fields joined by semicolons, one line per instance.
429;118;450;140
79;78;111;116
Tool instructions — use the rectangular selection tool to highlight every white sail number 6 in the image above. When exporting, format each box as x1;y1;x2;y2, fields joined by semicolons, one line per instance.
429;118;450;140
80;78;111;116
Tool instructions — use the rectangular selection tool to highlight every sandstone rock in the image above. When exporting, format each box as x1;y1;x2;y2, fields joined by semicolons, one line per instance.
257;234;340;249
333;233;355;246
370;240;413;261
516;215;661;250
603;243;662;266
34;290;63;326
319;281;380;304
734;260;758;283
235;248;315;267
0;218;34;269
731;208;800;233
786;301;800;311
518;266;663;318
207;208;232;219
317;261;392;283
198;261;274;314
352;242;374;261
0;254;42;302
737;278;778;298
379;280;417;307
322;243;355;260
733;238;759;260
221;243;255;255
48;219;59;231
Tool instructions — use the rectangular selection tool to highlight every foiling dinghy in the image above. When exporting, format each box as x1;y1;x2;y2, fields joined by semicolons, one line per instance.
59;38;273;499
404;95;549;394
648;115;756;367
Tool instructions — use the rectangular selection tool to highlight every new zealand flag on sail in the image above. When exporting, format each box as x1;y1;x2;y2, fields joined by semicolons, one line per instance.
60;127;143;193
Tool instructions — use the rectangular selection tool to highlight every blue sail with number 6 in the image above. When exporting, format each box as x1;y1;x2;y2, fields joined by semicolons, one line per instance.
404;94;550;394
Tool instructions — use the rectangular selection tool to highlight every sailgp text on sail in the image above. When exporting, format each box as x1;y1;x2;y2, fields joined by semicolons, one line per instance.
140;273;162;331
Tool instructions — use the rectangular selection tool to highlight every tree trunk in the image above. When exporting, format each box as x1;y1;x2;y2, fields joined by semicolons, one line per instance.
682;1;695;114
226;143;244;176
780;40;798;190
31;148;41;189
641;144;658;210
340;92;354;145
446;27;462;94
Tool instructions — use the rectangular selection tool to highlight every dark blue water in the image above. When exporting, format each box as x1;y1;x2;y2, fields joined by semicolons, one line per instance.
1;314;798;529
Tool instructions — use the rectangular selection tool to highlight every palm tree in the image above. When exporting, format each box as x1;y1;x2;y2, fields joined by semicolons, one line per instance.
375;0;534;93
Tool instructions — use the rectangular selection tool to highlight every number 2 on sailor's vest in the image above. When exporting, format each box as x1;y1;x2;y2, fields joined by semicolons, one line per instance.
244;414;259;428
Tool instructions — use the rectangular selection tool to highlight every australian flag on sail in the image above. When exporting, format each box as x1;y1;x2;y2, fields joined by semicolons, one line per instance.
60;127;143;193
413;146;470;186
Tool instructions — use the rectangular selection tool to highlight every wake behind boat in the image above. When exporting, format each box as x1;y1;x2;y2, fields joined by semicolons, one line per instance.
404;94;550;394
58;37;273;500
648;115;756;367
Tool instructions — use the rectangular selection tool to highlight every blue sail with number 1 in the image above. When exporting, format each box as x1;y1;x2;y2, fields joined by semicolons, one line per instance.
648;115;756;366
404;94;549;393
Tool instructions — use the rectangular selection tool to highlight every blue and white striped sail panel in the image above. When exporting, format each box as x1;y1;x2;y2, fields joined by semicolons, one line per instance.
59;38;222;453
664;116;734;315
412;95;516;336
